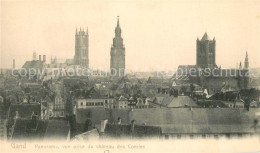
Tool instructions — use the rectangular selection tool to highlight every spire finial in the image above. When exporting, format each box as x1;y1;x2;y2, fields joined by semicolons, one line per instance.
117;16;120;27
246;51;248;58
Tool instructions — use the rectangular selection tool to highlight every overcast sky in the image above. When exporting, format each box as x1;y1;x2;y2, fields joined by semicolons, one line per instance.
1;0;260;70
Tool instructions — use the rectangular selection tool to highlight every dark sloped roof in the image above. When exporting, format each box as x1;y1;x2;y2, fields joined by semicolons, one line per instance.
44;120;70;140
154;96;197;107
104;124;162;138
129;108;258;134
22;60;45;69
76;107;259;134
11;119;47;140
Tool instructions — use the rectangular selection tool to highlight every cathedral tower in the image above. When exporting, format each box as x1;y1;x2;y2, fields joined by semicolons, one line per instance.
74;28;89;68
196;33;217;69
110;16;125;76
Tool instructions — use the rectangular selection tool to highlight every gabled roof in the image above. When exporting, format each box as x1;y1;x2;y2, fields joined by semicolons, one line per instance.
119;96;128;101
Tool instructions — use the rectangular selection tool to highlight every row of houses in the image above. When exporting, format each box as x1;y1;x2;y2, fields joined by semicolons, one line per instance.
76;96;151;110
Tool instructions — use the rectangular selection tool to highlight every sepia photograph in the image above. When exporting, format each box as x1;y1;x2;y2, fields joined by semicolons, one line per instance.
0;0;260;152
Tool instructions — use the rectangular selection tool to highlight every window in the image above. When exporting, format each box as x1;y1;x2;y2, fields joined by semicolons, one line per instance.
105;100;108;104
80;102;83;106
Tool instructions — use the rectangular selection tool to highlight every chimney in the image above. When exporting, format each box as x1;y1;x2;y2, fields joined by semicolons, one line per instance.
13;59;15;69
43;55;46;63
39;55;42;61
100;119;108;133
131;120;135;133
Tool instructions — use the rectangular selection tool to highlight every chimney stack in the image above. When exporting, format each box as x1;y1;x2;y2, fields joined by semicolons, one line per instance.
39;55;42;61
131;120;135;133
43;55;46;63
100;119;108;133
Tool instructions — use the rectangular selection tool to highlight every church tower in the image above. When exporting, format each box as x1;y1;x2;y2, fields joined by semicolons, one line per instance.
74;28;89;68
196;33;217;69
110;16;125;76
244;51;249;69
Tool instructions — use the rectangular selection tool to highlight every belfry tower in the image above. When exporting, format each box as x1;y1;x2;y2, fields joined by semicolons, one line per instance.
110;16;125;76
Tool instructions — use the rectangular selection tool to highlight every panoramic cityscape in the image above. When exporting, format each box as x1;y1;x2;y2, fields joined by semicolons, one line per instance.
0;15;260;141
1;2;260;150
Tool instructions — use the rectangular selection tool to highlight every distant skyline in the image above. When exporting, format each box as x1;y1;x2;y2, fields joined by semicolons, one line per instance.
1;0;260;70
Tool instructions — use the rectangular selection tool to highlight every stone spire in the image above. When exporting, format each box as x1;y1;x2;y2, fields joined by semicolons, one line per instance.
244;51;249;69
115;16;121;37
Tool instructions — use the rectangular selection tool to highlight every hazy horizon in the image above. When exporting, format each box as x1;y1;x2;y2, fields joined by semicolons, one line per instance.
1;0;260;70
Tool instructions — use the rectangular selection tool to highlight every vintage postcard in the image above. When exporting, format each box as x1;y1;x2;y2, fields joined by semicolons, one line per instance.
0;0;260;152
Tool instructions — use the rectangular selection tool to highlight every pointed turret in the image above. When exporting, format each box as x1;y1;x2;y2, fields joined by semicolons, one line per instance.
76;28;78;35
239;61;242;69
